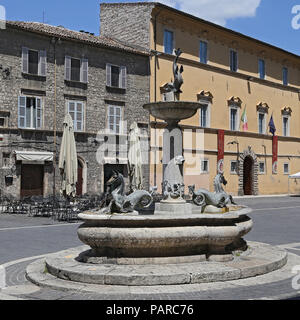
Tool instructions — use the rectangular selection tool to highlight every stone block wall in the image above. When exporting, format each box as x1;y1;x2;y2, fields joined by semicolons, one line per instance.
0;26;150;199
100;3;154;49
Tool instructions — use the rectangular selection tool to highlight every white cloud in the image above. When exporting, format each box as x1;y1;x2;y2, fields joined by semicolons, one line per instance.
153;0;262;26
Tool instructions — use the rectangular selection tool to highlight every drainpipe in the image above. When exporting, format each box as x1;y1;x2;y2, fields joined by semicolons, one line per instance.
153;9;162;187
51;37;61;199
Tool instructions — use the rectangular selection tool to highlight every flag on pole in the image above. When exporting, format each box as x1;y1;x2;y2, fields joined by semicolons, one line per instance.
268;115;276;136
241;107;248;131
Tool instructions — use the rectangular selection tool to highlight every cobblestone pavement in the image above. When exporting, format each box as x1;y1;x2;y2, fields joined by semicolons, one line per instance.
1;196;300;300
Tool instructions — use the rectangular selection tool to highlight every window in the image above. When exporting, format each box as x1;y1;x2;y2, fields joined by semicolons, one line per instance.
22;47;46;76
67;101;84;132
0;118;4;127
2;153;10;168
164;29;174;54
65;56;88;83
282;115;290;137
283;67;288;86
230;49;238;72
201;159;209;173
230;107;239;131
18;96;43;129
259;162;265;174
230;161;238;174
258;112;266;134
199;41;208;64
107;105;122;134
258;59;265;79
106;64;127;89
200;104;210;128
284;163;290;175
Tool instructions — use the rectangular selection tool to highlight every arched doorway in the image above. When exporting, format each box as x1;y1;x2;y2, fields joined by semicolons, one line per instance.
243;156;253;195
238;147;259;196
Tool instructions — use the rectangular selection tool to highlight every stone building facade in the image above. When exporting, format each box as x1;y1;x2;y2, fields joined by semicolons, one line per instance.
0;21;150;199
100;2;300;196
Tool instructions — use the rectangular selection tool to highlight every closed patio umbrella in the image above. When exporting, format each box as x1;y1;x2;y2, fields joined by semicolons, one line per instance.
59;113;78;198
128;122;143;191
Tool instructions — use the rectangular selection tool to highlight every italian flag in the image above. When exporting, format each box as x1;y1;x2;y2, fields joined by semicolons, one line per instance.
241;107;248;131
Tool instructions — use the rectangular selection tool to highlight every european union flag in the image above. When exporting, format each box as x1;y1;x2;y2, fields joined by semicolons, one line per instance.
269;115;276;136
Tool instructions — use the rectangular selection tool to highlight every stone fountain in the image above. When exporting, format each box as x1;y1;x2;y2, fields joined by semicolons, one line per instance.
26;49;287;289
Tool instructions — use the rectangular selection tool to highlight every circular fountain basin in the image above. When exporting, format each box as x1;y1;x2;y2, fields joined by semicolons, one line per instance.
143;101;201;122
77;206;253;263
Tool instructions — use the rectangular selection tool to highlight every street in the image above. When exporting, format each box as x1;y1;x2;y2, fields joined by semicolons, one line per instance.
0;195;300;300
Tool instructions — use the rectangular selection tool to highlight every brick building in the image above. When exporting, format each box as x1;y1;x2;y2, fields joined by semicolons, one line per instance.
0;21;150;199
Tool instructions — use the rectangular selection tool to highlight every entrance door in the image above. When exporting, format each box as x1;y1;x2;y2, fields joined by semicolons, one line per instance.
76;160;83;196
21;164;44;199
243;156;253;195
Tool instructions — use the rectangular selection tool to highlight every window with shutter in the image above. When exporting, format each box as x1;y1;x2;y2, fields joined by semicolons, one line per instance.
80;58;88;83
18;96;43;129
65;56;71;81
36;97;42;129
38;50;47;77
22;47;29;74
106;64;126;90
120;66;127;89
18;96;26;128
107;105;122;134
68;100;85;131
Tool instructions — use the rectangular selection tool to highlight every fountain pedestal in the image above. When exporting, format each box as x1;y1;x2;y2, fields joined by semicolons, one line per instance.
143;101;201;214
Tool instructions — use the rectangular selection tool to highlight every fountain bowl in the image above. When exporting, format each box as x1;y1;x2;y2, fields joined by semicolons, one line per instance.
143;101;202;122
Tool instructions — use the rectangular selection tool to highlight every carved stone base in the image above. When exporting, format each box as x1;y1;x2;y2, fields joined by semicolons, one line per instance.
154;201;193;215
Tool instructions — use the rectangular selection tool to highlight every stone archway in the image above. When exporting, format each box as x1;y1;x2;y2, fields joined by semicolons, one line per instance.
238;146;259;196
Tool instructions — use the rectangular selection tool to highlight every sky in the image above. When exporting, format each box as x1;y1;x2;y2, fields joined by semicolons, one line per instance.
0;0;299;55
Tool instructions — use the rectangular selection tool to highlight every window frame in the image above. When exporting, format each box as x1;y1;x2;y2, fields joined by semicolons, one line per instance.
230;160;238;175
199;102;211;128
67;100;85;132
258;58;266;80
229;49;238;72
282;115;290;137
106;63;127;89
199;40;208;64
259;161;266;175
258;111;267;134
22;47;47;77
65;56;88;83
106;104;123;135
229;105;240;131
163;28;174;55
282;67;288;86
200;159;209;174
283;163;290;175
18;95;43;130
2;152;10;169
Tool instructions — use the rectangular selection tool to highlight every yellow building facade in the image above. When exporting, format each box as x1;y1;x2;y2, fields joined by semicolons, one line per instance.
100;2;300;195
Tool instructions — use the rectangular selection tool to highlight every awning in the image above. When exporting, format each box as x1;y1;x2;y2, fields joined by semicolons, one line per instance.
15;151;53;162
289;172;300;179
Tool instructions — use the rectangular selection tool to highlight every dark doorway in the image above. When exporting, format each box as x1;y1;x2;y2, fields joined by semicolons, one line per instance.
104;164;127;192
76;160;83;196
243;156;253;195
21;164;44;199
